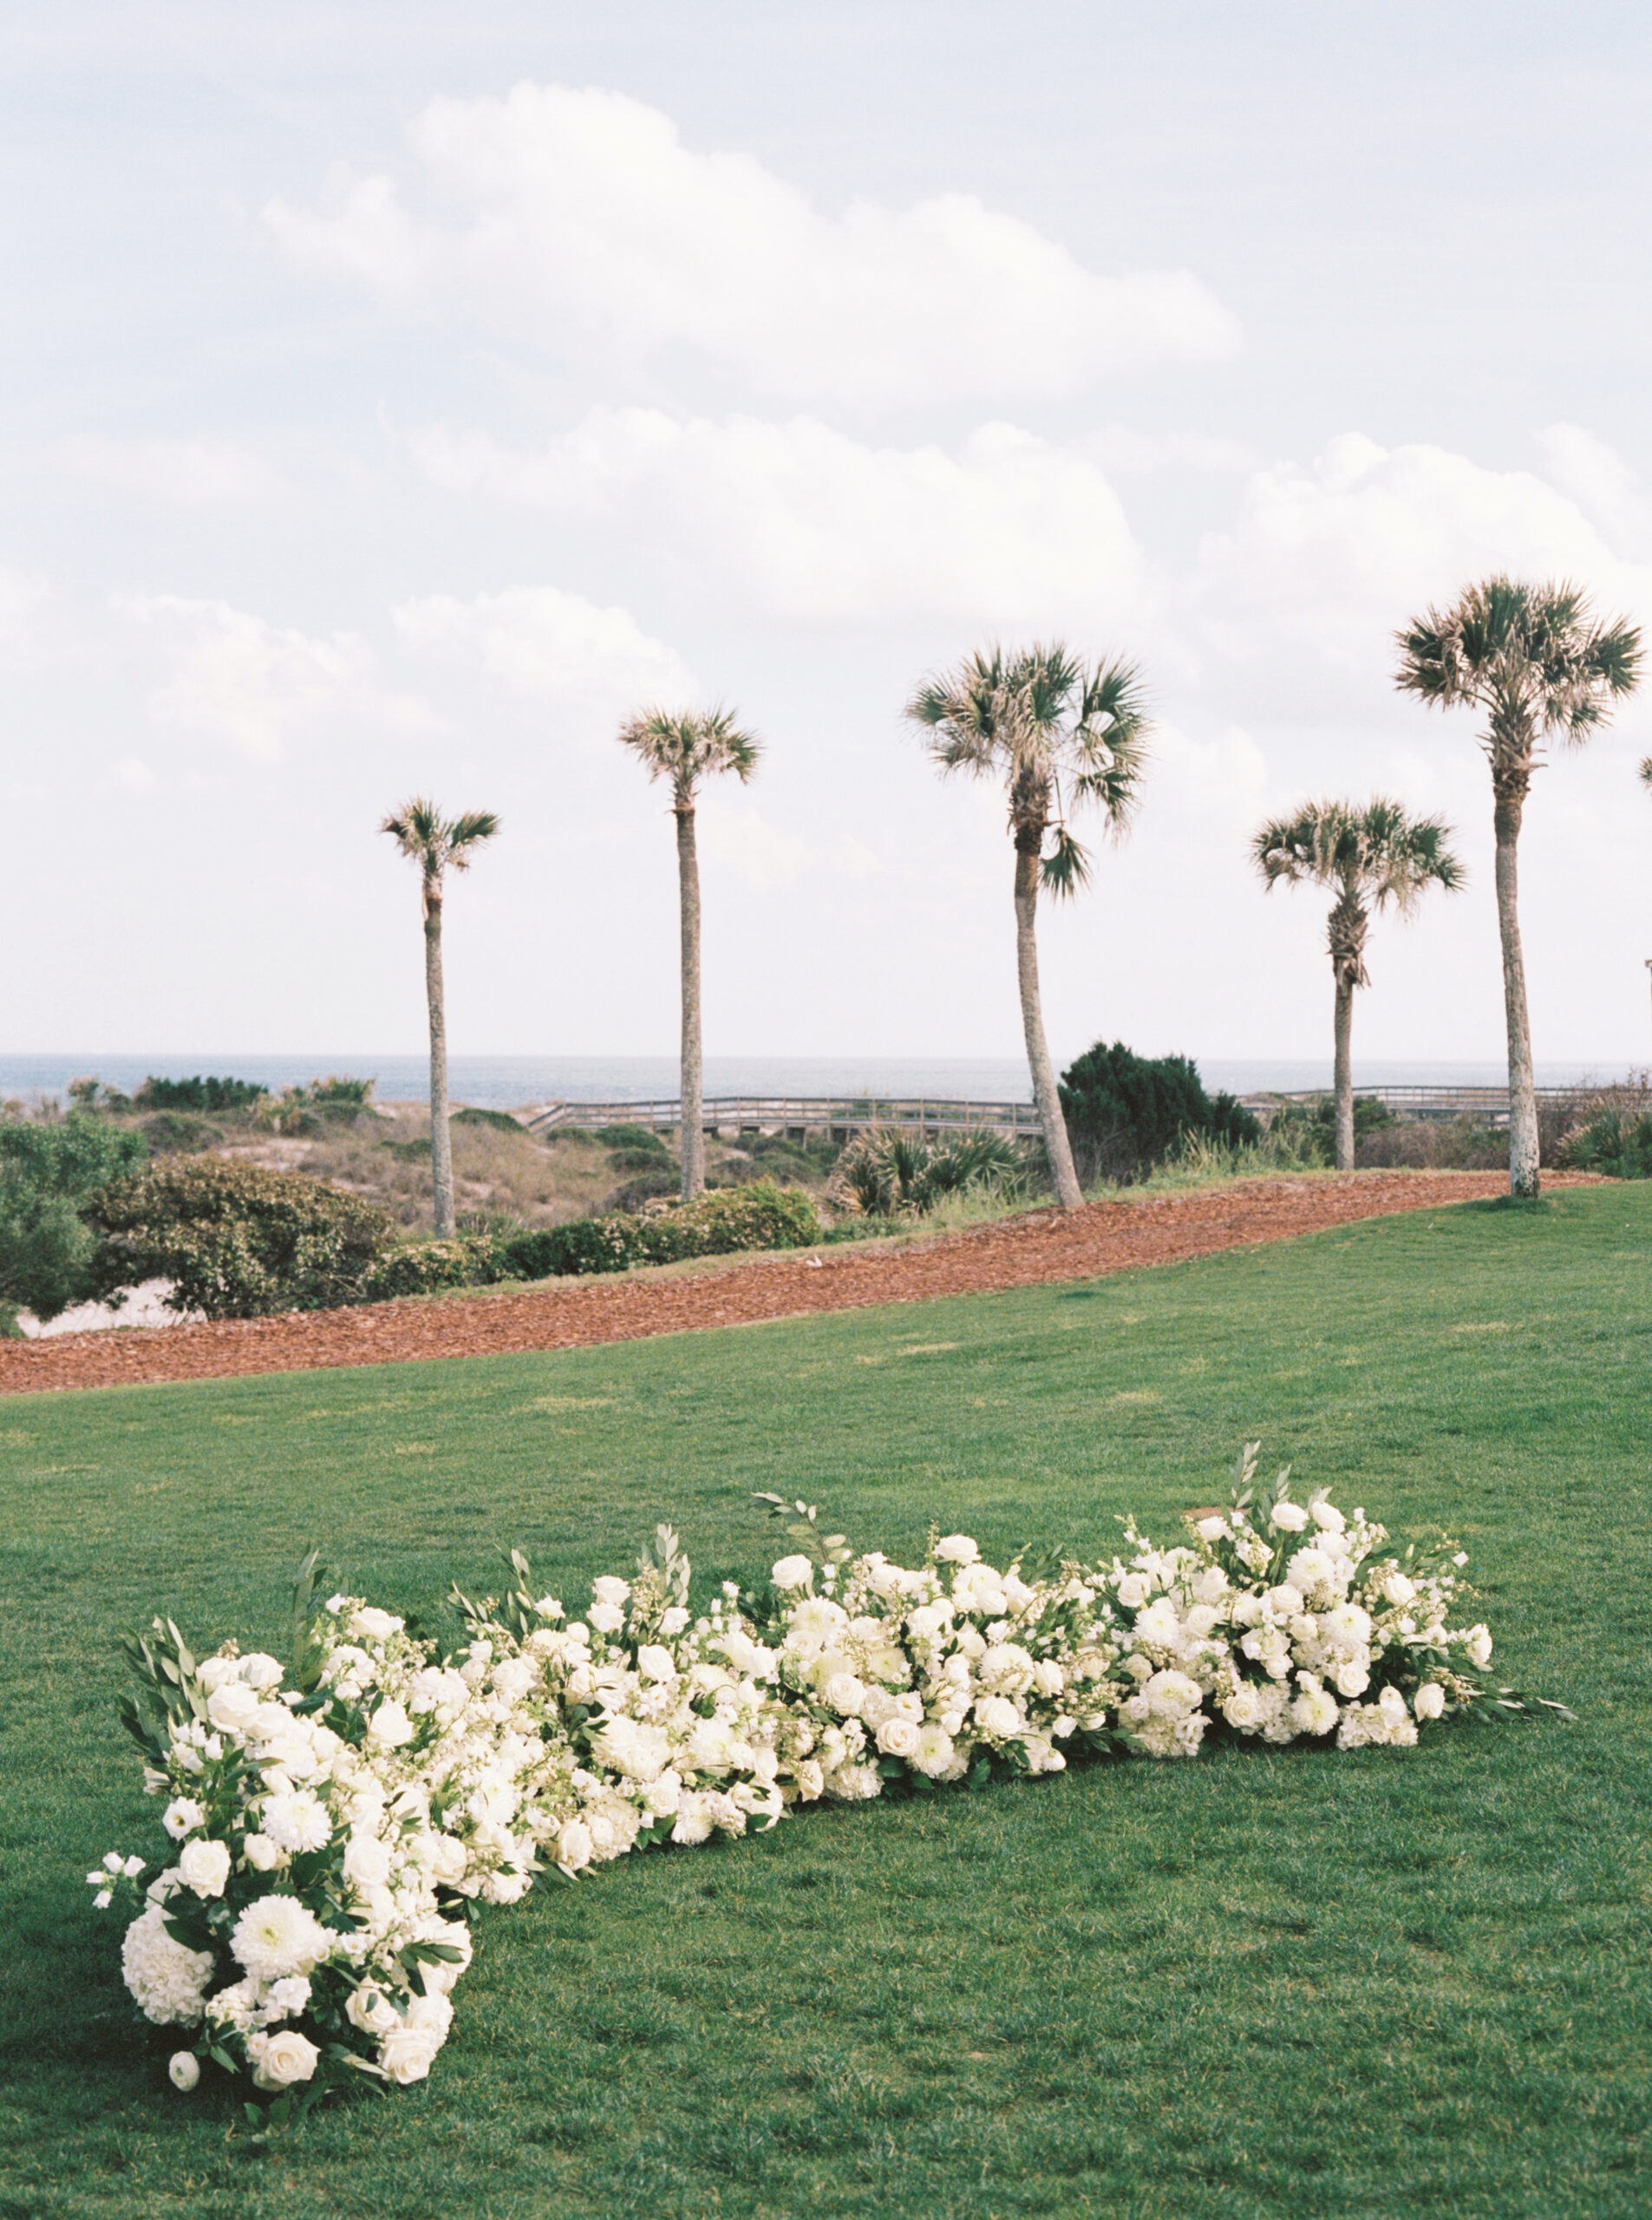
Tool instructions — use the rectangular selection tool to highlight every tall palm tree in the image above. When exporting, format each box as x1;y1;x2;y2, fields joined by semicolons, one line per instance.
906;642;1151;1211
1254;799;1464;1170
381;797;500;1237
617;707;761;1201
1394;577;1642;1197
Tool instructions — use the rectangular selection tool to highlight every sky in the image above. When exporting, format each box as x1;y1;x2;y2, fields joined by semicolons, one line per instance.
6;1;1652;1071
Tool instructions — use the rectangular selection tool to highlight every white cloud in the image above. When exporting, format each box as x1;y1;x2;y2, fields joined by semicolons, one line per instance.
119;594;429;762
697;797;883;891
1189;432;1652;719
62;436;283;504
113;758;155;791
264;82;1237;405
1152;722;1270;817
391;585;692;712
410;409;1149;629
1535;423;1649;554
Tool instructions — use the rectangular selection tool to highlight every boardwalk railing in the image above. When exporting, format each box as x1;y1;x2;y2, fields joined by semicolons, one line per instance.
1240;1084;1616;1128
526;1095;1046;1139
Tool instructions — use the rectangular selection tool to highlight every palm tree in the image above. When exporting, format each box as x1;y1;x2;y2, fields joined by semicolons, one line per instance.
380;797;500;1237
617;708;761;1201
1394;577;1642;1197
906;642;1151;1211
1254;800;1464;1170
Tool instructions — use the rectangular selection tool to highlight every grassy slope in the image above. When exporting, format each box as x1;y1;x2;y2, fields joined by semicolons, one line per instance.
1;1187;1649;2220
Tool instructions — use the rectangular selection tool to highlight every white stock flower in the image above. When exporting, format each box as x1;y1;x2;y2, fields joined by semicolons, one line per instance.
771;1555;813;1590
178;1839;231;1898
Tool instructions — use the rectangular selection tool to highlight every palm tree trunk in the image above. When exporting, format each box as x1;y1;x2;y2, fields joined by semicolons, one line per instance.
1332;972;1355;1172
423;881;455;1237
1014;845;1082;1210
1493;778;1540;1198
676;804;705;1201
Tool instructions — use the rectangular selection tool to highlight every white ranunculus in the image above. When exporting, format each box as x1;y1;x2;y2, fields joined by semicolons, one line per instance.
349;1607;404;1643
1144;1669;1203;1720
178;1838;231;1899
231;1894;331;1982
343;1834;394;1890
591;1576;630;1607
162;1799;204;1841
168;2051;200;2091
1413;1681;1446;1720
771;1555;813;1590
934;1535;979;1565
1270;1501;1309;1532
636;1643;676;1683
876;1717;921;1759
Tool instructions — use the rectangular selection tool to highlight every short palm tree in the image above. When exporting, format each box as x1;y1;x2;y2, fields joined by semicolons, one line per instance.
617;708;761;1201
380;797;500;1237
1395;577;1642;1197
906;643;1151;1210
1254;799;1463;1170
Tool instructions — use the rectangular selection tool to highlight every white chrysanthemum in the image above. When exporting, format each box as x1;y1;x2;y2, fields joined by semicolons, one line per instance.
121;1903;215;2026
261;1790;332;1855
231;1894;331;1982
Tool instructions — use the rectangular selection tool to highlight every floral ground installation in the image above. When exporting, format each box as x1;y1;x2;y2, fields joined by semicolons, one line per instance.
89;1447;1557;2133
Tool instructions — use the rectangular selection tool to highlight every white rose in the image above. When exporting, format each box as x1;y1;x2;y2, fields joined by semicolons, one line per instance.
586;1603;625;1635
345;1982;399;2034
168;2051;200;2091
1381;1572;1418;1607
1331;1662;1370;1700
348;1607;403;1642
205;1683;260;1733
591;1576;630;1607
1031;1660;1065;1697
636;1643;677;1683
367;1701;414;1748
1264;1584;1304;1617
974;1694;1020;1738
822;1673;865;1718
240;1833;281;1872
429;1835;469;1885
934;1535;979;1565
379;2022;443;2086
343;1834;394;1890
555;1819;593;1874
1222;1684;1263;1731
1310;1499;1346;1533
875;1718;921;1759
178;1839;231;1899
1414;1681;1446;1720
1196;1516;1228;1542
251;2028;319;2092
660;1606;689;1636
771;1555;814;1590
1270;1501;1309;1532
1114;1573;1151;1610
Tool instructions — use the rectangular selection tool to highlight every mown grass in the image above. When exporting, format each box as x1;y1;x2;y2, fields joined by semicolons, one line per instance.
2;1185;1649;2218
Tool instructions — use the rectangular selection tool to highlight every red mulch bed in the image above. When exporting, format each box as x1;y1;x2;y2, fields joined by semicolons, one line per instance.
0;1172;1584;1399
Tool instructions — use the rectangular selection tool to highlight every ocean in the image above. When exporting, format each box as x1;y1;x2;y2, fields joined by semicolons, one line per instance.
0;1052;1637;1110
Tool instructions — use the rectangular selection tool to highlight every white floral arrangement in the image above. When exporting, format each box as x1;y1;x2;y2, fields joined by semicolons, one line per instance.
88;1447;1563;2132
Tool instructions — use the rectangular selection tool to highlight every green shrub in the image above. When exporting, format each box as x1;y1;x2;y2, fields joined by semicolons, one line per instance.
453;1107;526;1135
597;1124;672;1157
364;1238;504;1300
1565;1106;1652;1178
494;1181;819;1282
1058;1042;1260;1183
139;1110;219;1155
831;1127;1029;1218
136;1074;267;1113
605;1172;685;1211
87;1159;395;1319
0;1113;148;1320
607;1145;674;1172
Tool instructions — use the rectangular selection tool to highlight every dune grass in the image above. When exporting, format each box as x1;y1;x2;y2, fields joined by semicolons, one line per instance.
2;1185;1649;2217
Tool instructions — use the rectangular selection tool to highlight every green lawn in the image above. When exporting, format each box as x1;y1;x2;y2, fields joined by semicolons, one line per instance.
3;1185;1649;2219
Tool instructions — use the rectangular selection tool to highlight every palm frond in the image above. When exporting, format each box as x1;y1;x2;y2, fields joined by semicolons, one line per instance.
617;705;762;800
1040;826;1092;899
381;795;498;879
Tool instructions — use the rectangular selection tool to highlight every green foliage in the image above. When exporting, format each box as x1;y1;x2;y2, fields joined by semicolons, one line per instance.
831;1126;1029;1218
5;1188;1652;2215
135;1075;267;1113
596;1124;673;1156
452;1106;526;1135
138;1110;219;1155
363;1237;503;1301
1565;1105;1652;1178
1059;1041;1261;1182
498;1179;820;1282
85;1159;396;1318
0;1111;147;1319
